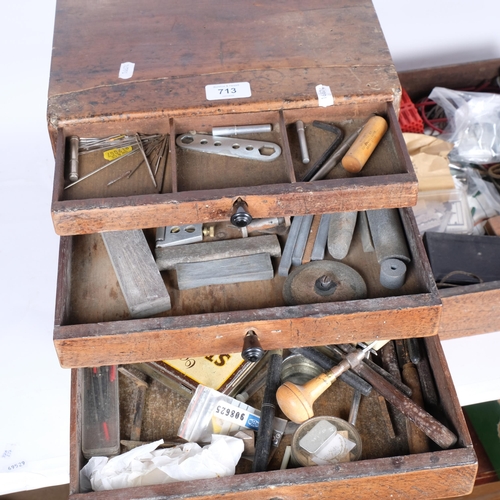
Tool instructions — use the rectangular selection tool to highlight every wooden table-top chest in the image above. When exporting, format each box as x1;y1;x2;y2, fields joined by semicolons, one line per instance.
47;1;479;498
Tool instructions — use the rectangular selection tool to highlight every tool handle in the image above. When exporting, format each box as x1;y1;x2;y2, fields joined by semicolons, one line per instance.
290;347;372;396
334;344;412;397
402;362;430;453
352;362;457;449
253;350;283;472
341;115;388;173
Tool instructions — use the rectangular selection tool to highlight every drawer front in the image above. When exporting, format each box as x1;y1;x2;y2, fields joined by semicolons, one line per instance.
69;336;476;499
49;0;409;237
438;281;500;340
51;102;417;236
53;207;441;368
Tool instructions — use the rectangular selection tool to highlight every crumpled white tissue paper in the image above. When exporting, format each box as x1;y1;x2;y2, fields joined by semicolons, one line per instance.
80;435;244;492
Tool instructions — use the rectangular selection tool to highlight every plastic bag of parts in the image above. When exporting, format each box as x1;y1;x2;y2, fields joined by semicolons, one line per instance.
178;385;287;448
429;87;500;164
465;166;500;233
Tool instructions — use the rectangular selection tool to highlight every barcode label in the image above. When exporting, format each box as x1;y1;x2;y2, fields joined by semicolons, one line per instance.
213;402;260;430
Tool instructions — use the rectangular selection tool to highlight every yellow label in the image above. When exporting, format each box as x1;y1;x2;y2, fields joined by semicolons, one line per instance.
103;145;133;161
163;353;244;390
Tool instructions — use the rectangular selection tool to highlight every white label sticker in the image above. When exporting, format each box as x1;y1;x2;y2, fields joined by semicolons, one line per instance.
119;62;135;80
213;402;260;430
316;84;334;107
205;82;252;101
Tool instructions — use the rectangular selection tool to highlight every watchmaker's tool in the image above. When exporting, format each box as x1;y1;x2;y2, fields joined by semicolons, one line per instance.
332;344;412;398
310;213;331;261
301;215;322;264
366;208;411;289
278;215;305;276
176;132;281;162
291;214;314;266
308;124;363;181
288;347;372;397
335;344;457;449
327;211;358;260
276;342;380;424
395;340;430;454
357;211;374;253
295;120;310;164
341;115;388;173
253;349;283;472
282;261;367;306
155;224;203;249
68;135;79;182
155;234;281;271
300;121;344;182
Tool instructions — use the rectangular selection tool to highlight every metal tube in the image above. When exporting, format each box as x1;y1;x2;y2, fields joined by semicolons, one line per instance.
68;136;80;182
295;120;310;164
212;124;272;136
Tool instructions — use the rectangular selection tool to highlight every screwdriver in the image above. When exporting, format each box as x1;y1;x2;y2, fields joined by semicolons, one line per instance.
276;341;383;424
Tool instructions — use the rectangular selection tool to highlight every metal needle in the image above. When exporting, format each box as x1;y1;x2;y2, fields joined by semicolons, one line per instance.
64;148;138;189
135;133;157;188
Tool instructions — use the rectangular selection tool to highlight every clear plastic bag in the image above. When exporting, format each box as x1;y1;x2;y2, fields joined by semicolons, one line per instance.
178;385;287;447
429;87;500;164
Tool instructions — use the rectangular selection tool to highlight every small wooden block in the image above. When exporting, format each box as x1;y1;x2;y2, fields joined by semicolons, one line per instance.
302;215;322;264
175;253;274;290
102;230;171;318
156;234;281;271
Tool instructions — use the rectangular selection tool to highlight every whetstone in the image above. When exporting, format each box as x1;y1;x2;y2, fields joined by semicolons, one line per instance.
102;230;171;318
156;234;281;271
175;253;274;290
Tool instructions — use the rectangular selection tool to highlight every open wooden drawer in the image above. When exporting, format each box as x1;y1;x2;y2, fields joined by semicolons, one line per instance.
53;206;441;369
68;336;477;499
398;59;500;340
51;100;417;236
48;0;416;237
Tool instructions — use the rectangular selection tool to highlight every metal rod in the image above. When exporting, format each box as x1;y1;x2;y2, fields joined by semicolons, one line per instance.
289;347;372;396
135;133;157;188
64;148;139;189
295;120;310;164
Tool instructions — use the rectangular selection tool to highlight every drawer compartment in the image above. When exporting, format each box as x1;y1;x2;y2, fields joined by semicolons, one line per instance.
49;0;410;237
53;207;441;369
51;102;417;236
69;336;476;499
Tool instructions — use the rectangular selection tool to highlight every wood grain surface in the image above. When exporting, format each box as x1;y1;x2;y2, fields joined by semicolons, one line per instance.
48;0;398;130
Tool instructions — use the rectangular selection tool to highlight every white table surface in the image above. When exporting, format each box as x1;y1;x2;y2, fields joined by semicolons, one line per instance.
0;0;499;495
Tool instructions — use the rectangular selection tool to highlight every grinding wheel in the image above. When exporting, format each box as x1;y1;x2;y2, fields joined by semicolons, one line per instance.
283;261;367;306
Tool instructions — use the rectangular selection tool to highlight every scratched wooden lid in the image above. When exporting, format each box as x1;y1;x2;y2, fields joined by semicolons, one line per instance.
48;0;399;129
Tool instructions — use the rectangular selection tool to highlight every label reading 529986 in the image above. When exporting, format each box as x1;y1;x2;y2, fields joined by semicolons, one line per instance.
213;402;260;431
205;82;252;101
